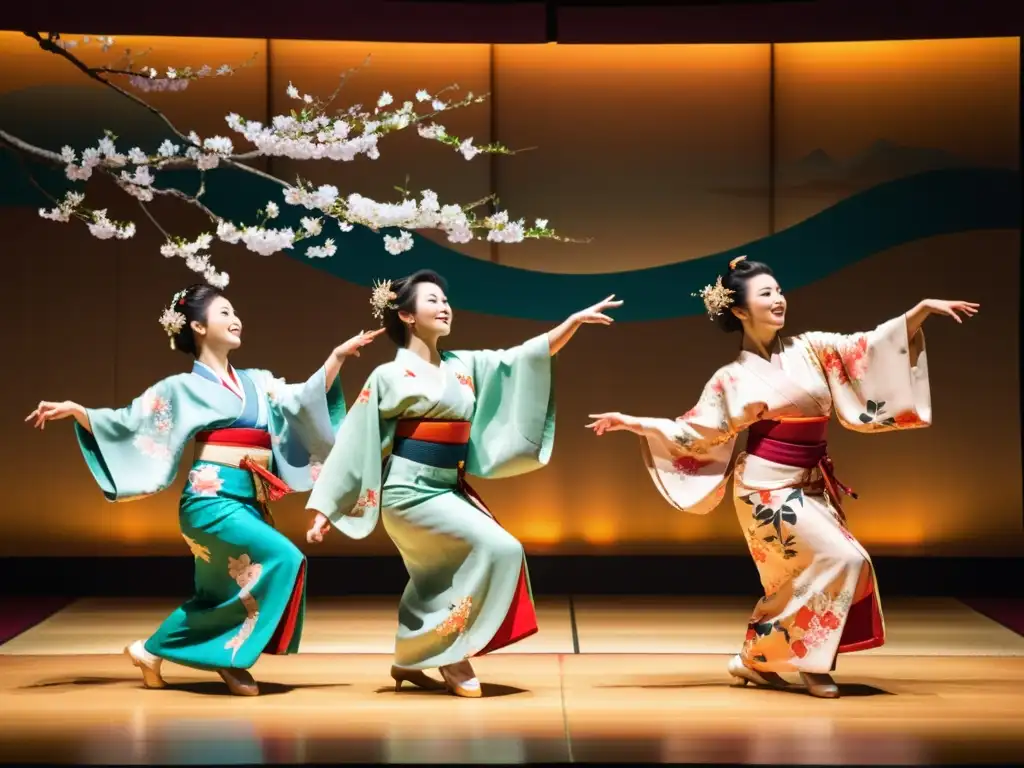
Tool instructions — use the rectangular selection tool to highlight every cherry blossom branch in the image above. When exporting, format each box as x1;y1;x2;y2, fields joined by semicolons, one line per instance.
29;32;189;146
136;199;172;240
10;33;581;288
26;32;270;174
2;141;63;208
323;54;372;109
0;128;62;164
30;32;525;167
149;185;219;221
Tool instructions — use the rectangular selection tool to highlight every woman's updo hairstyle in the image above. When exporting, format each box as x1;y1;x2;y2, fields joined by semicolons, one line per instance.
165;284;225;356
381;269;449;347
716;258;775;334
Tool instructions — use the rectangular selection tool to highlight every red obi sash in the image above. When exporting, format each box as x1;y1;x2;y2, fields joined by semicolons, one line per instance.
195;428;292;503
746;417;858;512
395;419;472;444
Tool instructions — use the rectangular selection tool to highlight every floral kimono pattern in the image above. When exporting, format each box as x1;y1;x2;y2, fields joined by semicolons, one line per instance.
75;361;345;671
308;334;555;670
637;315;930;673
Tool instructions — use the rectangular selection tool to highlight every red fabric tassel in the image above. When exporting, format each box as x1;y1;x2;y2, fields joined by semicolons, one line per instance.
820;455;859;501
239;457;293;502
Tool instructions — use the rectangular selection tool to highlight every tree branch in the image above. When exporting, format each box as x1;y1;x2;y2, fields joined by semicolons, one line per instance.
3;126;226;230
136;199;172;240
323;54;372;111
9;34;578;285
28;32;191;144
26;32;278;183
0;128;63;164
149;186;220;222
1;144;61;207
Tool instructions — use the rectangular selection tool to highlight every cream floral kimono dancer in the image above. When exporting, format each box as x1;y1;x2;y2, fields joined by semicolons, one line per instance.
638;315;930;674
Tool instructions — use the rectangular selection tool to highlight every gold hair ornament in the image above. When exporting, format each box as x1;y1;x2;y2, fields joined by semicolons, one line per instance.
729;255;747;270
691;276;735;320
159;289;189;349
370;279;399;324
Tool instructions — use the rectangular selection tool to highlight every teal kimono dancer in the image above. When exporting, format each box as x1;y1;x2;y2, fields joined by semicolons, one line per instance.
75;361;345;670
308;334;555;670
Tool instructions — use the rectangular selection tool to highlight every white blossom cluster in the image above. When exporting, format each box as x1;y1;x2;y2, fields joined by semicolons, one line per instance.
128;63;237;93
26;47;568;289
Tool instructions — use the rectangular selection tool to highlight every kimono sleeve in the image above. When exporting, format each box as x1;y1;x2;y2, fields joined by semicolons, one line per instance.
74;375;205;502
802;314;931;433
448;333;555;480
637;369;765;515
247;366;347;492
306;369;392;540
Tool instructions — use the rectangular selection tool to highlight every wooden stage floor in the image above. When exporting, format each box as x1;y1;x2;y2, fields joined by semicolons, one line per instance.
1;596;1023;765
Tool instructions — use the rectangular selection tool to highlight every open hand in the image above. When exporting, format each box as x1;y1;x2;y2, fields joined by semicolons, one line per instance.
585;412;641;436
573;295;623;326
925;299;979;324
334;327;386;359
25;400;80;430
306;512;331;544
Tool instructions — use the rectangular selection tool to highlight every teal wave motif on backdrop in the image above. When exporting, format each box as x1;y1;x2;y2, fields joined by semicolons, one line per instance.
1;86;1019;321
282;167;1018;321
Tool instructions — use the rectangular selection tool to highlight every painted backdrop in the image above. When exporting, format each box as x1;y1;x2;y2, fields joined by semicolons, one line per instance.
0;33;1019;556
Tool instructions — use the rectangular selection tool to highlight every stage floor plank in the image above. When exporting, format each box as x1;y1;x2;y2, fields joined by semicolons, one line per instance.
0;653;1021;764
4;596;1022;657
0;596;575;656
561;654;1024;765
571;596;1024;656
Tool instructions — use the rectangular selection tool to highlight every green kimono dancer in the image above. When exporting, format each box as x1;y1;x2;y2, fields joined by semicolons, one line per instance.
76;360;345;677
307;334;555;671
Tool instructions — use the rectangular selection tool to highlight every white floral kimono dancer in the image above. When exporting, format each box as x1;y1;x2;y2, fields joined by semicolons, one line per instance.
637;315;930;674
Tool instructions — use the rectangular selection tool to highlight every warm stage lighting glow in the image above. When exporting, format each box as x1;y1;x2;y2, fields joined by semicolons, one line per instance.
580;517;618;546
519;513;564;546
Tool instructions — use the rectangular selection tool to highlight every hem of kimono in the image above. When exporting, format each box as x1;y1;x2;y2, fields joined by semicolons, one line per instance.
836;590;885;655
828;501;885;654
473;560;539;657
144;561;307;670
264;559;306;656
140;644;248;673
455;478;539;656
390;565;538;669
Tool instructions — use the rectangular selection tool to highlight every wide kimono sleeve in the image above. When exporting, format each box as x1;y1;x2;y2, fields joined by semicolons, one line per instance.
306;367;399;540
74;374;228;502
246;366;347;492
637;368;766;515
446;333;556;480
801;314;931;433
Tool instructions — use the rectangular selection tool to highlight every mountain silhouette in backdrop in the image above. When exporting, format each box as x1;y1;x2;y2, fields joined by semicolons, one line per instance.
711;139;985;198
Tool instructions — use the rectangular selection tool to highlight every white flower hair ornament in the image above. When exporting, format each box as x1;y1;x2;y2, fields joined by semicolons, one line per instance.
160;289;189;349
369;279;398;324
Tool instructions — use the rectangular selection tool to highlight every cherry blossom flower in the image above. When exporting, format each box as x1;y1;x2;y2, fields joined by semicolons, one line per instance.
12;34;578;288
188;464;224;497
384;231;414;255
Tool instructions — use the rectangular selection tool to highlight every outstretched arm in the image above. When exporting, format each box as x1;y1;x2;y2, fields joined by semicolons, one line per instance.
585;371;758;515
322;328;386;390
905;298;979;340
26;400;92;433
586;411;644;436
547;295;624;356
